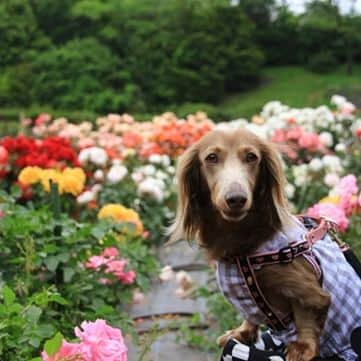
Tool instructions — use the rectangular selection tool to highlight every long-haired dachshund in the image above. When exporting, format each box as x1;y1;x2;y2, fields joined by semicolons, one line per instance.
169;129;361;361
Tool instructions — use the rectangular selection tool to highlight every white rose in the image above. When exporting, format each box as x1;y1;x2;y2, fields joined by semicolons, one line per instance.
285;184;295;199
292;164;309;186
155;170;168;180
76;191;95;204
142;164;156;176
167;166;175;174
89;147;108;166
94;169;104;181
91;184;103;193
331;95;347;107
78;148;91;164
309;158;323;172
323;173;340;187
107;165;128;184
322;155;343;174
131;171;143;183
161;155;171;167
335;143;346;153
149;154;162;164
319;132;333;147
138;178;165;202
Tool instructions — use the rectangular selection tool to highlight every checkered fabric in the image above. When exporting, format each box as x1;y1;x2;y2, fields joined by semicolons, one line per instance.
216;219;361;361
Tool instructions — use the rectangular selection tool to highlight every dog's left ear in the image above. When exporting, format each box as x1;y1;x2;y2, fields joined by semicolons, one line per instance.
258;141;293;228
167;143;205;243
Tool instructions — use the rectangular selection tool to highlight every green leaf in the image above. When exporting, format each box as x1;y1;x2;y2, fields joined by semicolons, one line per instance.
58;253;70;263
63;267;75;283
44;332;63;357
10;184;22;199
25;305;42;323
91;223;107;239
30;358;42;361
44;256;59;272
29;336;41;348
49;294;69;305
37;324;55;337
2;286;16;306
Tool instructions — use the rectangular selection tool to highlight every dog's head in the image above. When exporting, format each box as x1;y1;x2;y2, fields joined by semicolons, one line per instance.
169;129;293;245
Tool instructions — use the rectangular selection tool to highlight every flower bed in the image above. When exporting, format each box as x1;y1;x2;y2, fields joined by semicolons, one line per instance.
0;96;360;360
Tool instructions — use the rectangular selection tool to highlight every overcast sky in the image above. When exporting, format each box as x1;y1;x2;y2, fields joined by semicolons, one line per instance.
279;0;361;14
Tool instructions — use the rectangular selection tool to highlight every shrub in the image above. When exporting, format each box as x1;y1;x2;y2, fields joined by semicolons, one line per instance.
308;51;339;73
30;38;137;113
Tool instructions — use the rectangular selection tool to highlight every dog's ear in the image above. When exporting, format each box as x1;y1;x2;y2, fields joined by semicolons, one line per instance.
258;141;293;229
168;143;205;242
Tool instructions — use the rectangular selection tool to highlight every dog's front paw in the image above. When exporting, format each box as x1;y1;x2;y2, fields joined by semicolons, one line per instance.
286;340;317;361
217;322;258;347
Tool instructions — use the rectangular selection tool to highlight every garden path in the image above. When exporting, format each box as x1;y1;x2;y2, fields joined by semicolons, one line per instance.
127;241;215;361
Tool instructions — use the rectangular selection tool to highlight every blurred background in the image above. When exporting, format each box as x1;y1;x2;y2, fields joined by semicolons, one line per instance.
0;0;361;129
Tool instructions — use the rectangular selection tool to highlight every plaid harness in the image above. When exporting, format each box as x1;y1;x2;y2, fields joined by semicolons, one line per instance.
216;216;361;360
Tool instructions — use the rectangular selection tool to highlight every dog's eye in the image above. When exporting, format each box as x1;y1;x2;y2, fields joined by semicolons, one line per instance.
246;152;258;163
205;153;218;163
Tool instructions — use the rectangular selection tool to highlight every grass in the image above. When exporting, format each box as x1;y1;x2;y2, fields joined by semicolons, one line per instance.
219;65;361;119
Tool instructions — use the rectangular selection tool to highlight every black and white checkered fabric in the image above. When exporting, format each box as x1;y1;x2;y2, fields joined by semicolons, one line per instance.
221;335;285;361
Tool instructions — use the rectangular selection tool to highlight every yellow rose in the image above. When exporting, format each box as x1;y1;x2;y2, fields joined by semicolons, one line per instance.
18;166;42;185
40;169;63;193
98;204;144;235
61;167;86;196
319;195;341;205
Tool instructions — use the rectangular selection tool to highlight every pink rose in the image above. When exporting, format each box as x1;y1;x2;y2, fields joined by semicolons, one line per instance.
75;319;122;343
41;340;83;361
101;247;119;258
298;132;322;151
105;259;127;277
334;174;358;198
307;203;349;232
271;129;286;143
118;270;136;284
85;255;108;270
286;127;302;141
90;339;127;361
74;320;127;361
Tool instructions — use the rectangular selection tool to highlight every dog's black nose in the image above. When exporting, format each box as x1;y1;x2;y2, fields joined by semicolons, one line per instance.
225;192;247;209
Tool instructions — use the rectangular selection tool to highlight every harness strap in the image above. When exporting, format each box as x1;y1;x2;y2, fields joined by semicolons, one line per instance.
236;215;337;332
247;241;310;267
236;257;292;332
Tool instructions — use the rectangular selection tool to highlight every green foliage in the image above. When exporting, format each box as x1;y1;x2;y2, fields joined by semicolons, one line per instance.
177;284;242;354
308;51;339;74
0;192;159;358
29;38;138;113
0;0;50;67
0;0;263;114
1;0;361;116
0;285;67;361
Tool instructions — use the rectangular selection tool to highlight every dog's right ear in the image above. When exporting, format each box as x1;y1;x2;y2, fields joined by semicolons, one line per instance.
167;143;203;243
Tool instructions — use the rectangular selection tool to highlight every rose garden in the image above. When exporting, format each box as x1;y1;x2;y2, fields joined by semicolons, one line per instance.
0;94;360;360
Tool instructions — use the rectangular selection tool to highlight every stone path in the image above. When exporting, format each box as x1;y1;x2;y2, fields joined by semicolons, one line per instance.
127;241;215;361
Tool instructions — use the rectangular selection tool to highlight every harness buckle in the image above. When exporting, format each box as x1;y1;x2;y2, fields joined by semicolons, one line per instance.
278;246;295;264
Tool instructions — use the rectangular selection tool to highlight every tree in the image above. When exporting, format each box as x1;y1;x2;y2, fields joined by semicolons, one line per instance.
0;0;50;66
